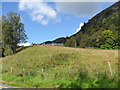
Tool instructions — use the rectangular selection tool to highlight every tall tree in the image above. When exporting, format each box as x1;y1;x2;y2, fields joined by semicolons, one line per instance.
98;30;116;49
2;12;28;54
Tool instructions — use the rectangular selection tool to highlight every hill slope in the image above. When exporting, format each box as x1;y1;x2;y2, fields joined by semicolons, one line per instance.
43;37;69;44
2;46;118;88
65;1;120;49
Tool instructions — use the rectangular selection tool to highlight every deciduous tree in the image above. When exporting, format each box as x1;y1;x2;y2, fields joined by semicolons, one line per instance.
2;12;28;54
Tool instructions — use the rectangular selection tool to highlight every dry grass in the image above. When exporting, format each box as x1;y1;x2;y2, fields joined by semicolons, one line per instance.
1;46;119;88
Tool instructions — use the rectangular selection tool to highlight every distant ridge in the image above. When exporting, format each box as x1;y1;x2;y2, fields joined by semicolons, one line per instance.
43;37;69;44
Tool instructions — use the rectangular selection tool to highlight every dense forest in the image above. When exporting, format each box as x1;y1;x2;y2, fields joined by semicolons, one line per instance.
65;1;120;49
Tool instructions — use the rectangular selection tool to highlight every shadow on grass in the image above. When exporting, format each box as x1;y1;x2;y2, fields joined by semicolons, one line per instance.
16;46;32;54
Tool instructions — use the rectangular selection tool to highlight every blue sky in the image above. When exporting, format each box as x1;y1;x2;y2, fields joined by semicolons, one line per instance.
2;1;115;44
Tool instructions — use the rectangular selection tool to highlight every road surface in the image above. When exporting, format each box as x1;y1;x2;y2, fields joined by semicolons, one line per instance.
0;84;19;89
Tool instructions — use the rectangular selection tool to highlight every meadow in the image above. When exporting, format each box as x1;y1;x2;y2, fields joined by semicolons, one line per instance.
1;46;119;88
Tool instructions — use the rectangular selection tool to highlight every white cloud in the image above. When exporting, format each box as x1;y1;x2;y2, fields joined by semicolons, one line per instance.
75;23;84;33
17;42;31;46
18;1;115;25
55;2;105;17
2;0;117;2
19;0;58;25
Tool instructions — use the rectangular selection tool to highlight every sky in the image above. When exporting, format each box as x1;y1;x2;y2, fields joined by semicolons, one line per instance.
2;0;116;45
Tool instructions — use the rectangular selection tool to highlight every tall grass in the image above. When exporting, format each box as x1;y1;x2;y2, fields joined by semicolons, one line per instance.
1;46;119;88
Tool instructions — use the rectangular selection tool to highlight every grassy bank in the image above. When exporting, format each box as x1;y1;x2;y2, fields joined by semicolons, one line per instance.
1;46;119;88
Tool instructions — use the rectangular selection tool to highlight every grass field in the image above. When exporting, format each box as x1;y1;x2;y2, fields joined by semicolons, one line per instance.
1;46;119;88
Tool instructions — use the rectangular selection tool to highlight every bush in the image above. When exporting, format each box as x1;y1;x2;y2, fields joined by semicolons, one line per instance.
58;71;119;88
4;48;13;56
100;44;112;49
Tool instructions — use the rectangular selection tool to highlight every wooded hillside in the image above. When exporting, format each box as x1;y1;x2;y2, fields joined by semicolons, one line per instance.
65;1;120;49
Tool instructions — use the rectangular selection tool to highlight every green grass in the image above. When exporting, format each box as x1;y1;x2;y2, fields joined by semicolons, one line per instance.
4;46;31;56
1;46;119;88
